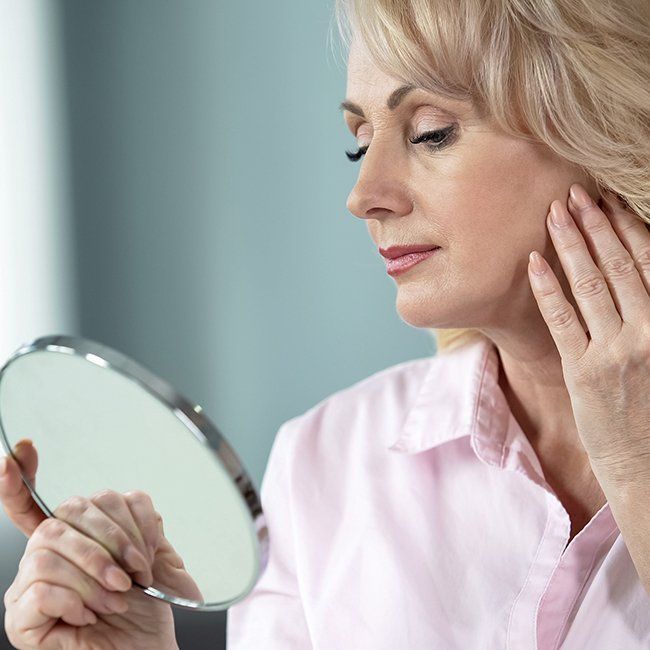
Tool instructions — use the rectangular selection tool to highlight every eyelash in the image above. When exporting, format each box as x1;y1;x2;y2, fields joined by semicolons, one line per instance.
345;125;457;162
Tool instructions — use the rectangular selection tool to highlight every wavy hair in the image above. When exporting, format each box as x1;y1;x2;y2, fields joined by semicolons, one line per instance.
331;0;650;354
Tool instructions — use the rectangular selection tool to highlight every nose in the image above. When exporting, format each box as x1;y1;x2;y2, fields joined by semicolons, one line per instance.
346;141;413;221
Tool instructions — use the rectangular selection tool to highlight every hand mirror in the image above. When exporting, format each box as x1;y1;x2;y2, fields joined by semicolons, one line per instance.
0;334;268;611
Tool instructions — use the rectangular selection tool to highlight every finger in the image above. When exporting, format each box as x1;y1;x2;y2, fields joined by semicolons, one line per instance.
567;183;650;324
154;512;181;564
0;444;47;536
91;489;152;564
528;250;589;360
12;438;38;484
26;517;133;594
151;512;180;567
10;548;128;616
124;490;160;560
601;190;650;296
6;581;96;645
546;198;622;343
53;496;153;586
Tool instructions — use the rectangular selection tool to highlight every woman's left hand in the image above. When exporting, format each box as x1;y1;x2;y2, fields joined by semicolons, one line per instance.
527;182;650;484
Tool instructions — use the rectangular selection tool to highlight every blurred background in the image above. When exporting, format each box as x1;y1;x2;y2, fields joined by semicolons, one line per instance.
0;0;435;647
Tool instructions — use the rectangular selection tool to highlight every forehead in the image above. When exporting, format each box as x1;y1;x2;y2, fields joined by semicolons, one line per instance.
343;38;477;121
345;38;398;96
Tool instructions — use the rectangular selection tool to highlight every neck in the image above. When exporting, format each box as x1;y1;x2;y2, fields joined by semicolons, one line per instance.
480;325;584;456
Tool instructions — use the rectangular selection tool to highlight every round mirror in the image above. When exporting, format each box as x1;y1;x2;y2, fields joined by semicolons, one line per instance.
0;334;268;611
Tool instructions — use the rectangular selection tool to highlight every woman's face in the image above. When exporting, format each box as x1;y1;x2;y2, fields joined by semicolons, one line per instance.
343;38;598;332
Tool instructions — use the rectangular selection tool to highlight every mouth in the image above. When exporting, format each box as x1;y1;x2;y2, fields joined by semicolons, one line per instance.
383;247;442;277
379;244;441;259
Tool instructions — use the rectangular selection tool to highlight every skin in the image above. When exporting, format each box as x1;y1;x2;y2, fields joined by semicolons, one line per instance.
0;440;186;649
342;37;608;539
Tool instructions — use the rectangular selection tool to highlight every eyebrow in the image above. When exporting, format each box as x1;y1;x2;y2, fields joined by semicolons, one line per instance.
338;84;416;117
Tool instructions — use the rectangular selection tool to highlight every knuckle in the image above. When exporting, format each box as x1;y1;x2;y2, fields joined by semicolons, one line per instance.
562;239;584;255
33;517;67;544
56;495;90;519
601;255;636;278
124;489;153;506
535;284;556;299
78;540;107;569
91;488;121;506
3;583;14;609
582;212;608;232
547;305;575;330
28;548;57;576
30;580;54;606
572;272;607;298
103;520;127;547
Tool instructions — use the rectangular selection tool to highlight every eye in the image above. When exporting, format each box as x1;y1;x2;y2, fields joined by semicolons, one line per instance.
345;144;368;162
345;125;456;162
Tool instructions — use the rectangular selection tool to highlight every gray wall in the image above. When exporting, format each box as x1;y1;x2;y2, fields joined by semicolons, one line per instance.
2;1;435;647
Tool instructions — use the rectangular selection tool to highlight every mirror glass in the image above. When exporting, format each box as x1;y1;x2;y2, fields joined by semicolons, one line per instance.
0;335;268;611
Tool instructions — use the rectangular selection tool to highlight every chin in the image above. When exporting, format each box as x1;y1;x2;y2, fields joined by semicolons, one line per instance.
394;297;444;329
394;286;476;330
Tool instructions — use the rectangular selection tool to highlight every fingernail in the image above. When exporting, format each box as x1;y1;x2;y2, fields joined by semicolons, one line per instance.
569;183;594;208
105;565;131;591
529;251;547;276
0;456;7;477
550;202;570;228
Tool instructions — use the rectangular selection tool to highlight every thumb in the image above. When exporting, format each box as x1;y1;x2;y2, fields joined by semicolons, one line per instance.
0;439;47;536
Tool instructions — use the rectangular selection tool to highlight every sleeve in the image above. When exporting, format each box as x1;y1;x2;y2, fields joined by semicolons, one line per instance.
226;418;312;648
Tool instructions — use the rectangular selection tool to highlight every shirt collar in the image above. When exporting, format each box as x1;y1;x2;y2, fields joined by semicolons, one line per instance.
387;336;511;455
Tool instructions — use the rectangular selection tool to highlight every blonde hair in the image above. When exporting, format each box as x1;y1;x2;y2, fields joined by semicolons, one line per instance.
331;0;650;354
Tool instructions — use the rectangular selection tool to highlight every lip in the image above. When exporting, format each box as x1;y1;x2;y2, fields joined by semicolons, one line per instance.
384;247;441;277
379;244;440;259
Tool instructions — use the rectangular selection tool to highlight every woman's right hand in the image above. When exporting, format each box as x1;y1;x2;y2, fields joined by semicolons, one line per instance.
1;439;179;650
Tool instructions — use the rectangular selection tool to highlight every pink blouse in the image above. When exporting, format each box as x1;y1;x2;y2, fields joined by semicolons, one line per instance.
226;336;650;648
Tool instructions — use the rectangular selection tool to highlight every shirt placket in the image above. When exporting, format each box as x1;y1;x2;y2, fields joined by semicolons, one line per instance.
534;501;619;649
478;417;618;650
496;437;619;650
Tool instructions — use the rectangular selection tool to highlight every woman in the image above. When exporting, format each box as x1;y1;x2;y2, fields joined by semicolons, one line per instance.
227;1;650;647
3;0;649;648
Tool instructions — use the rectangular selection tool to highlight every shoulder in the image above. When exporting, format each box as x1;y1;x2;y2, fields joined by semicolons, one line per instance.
275;354;436;456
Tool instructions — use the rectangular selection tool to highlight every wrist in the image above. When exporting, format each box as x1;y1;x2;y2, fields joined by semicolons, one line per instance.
590;452;650;491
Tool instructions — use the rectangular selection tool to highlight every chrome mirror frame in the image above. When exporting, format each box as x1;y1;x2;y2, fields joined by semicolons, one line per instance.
0;334;269;611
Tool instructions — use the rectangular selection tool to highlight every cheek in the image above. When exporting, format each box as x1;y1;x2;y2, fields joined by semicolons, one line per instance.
444;152;558;262
441;129;569;226
415;132;574;282
441;200;538;292
443;198;527;261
